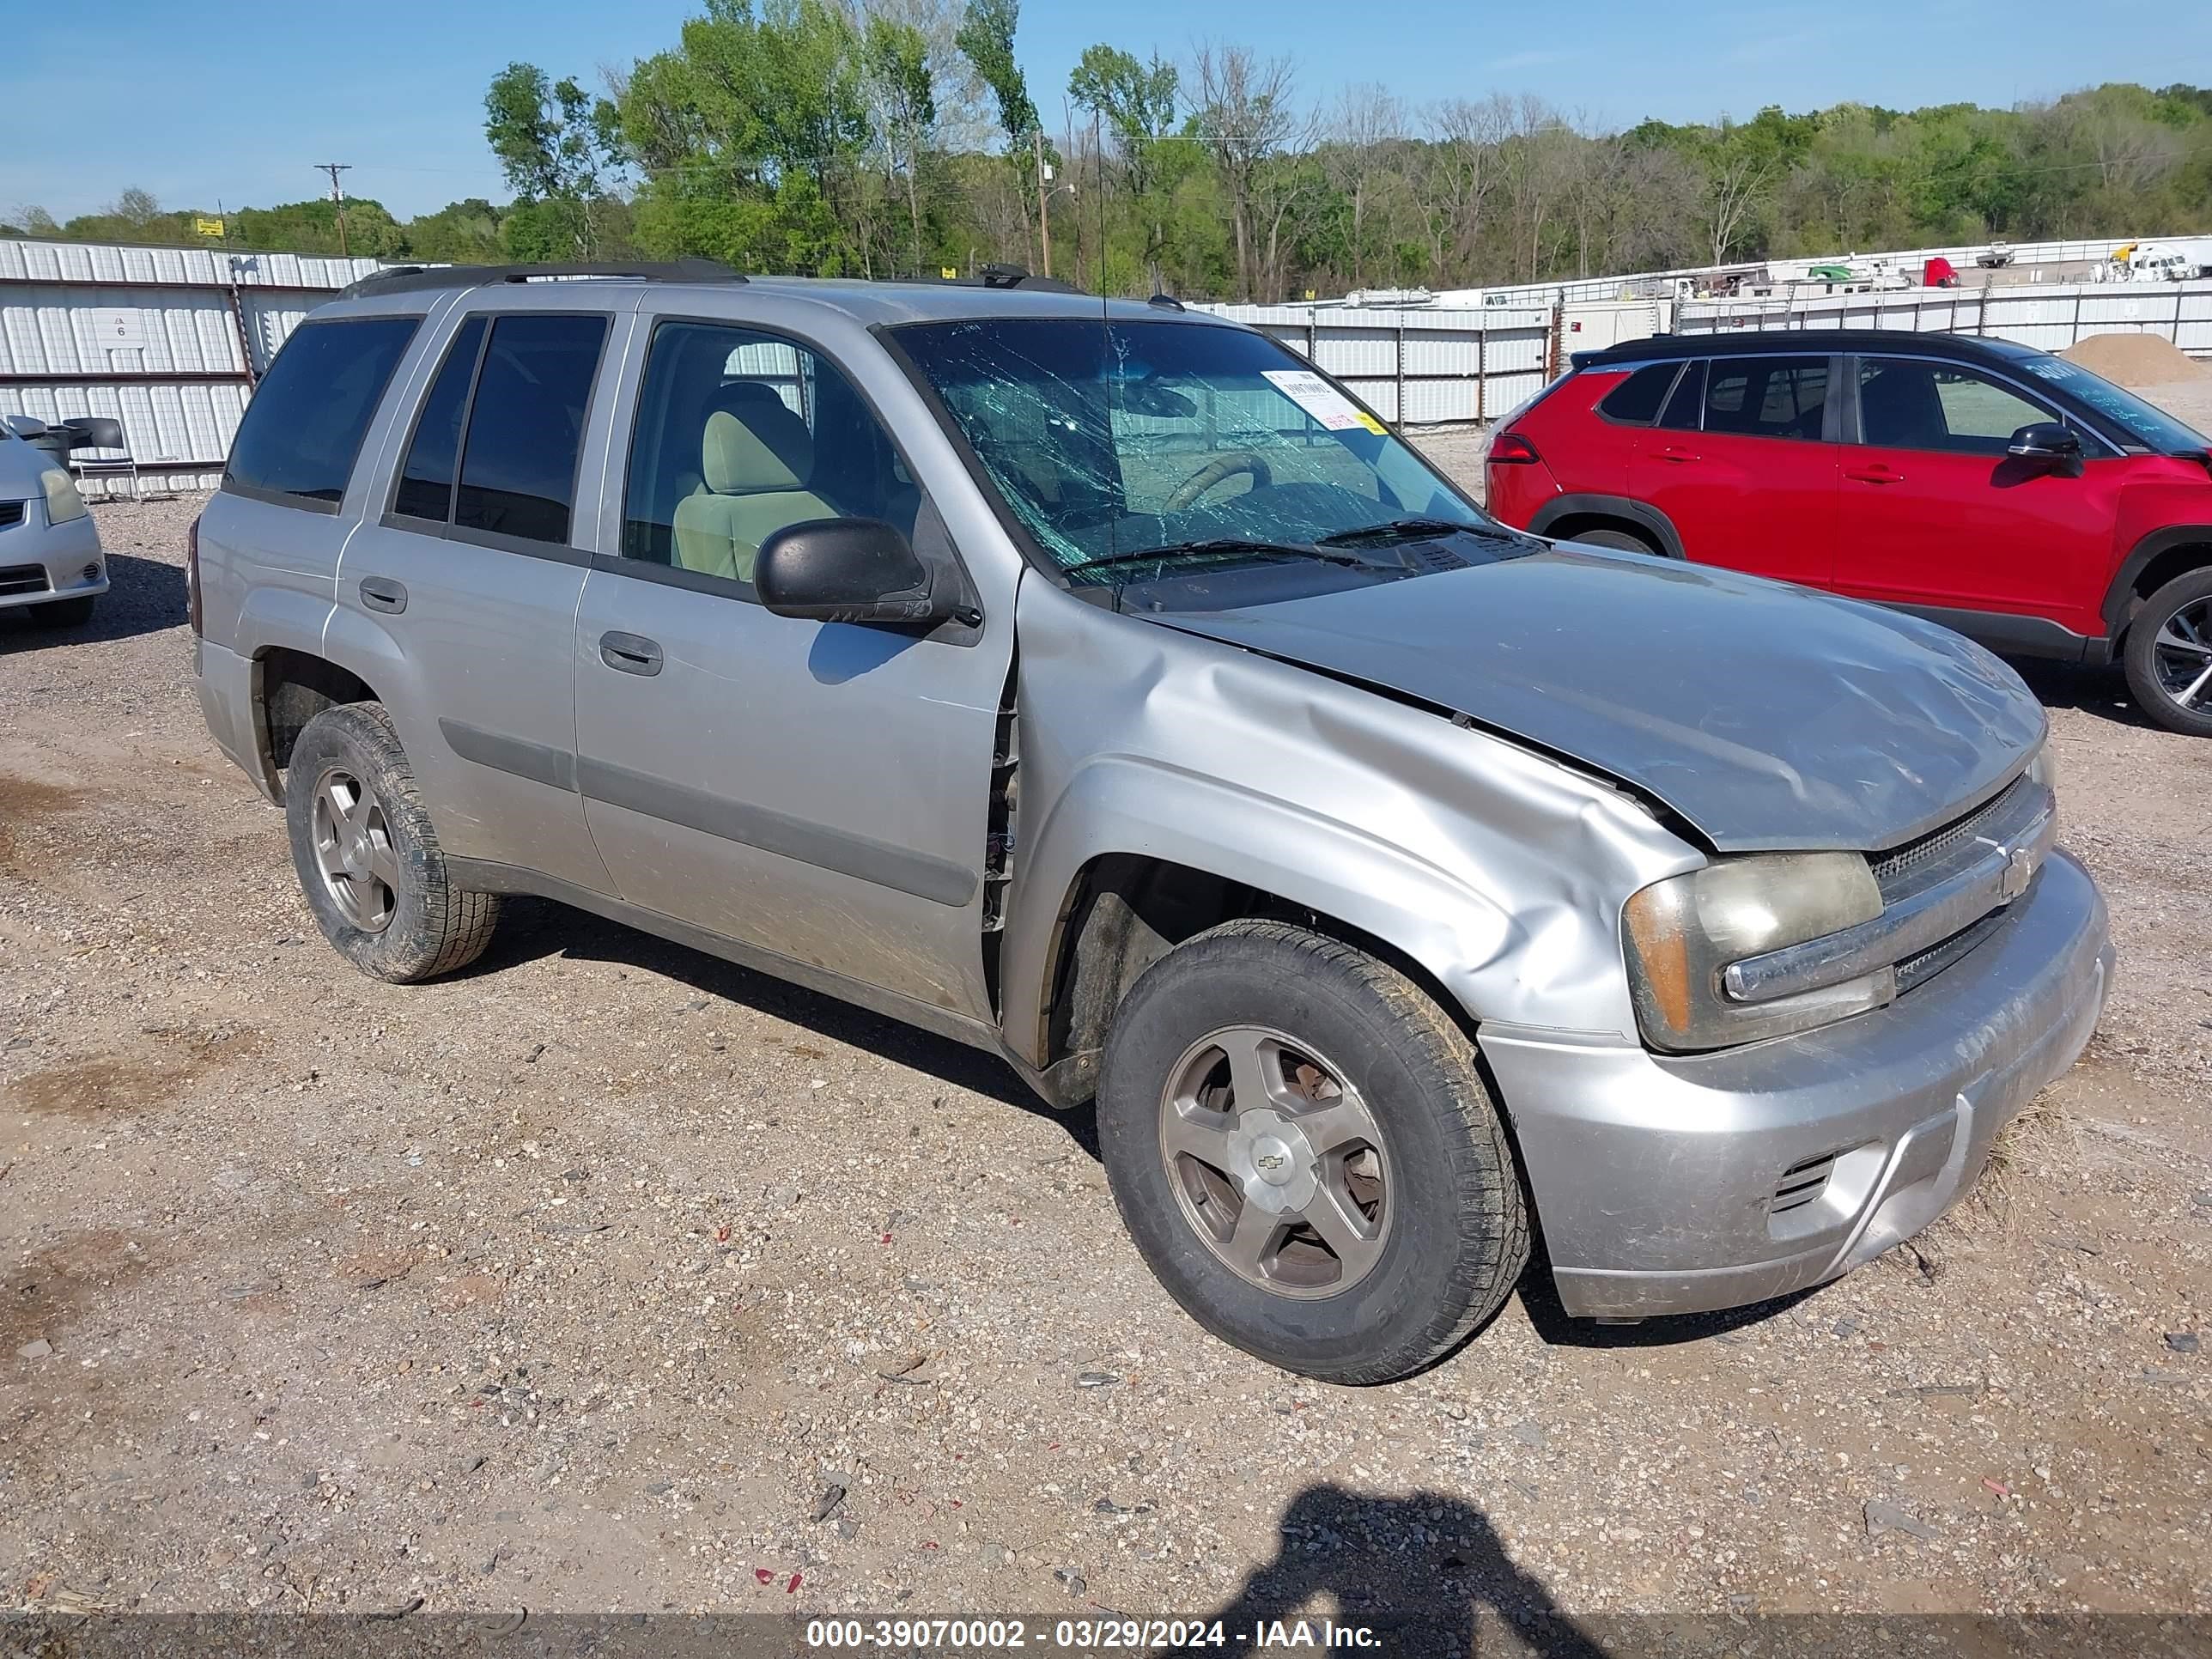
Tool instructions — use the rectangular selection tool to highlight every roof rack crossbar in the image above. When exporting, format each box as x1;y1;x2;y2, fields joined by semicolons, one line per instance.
341;258;746;300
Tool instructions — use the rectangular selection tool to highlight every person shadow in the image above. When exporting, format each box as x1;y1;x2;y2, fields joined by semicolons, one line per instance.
1203;1485;1609;1657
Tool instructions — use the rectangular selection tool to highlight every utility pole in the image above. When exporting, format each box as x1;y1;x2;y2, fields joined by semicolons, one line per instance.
1032;127;1050;280
314;163;352;258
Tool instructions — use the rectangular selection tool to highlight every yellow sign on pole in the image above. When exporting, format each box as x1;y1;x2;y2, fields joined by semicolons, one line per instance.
194;217;226;238
940;266;958;279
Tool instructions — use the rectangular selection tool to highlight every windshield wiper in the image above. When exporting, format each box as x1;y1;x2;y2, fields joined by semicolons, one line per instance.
1060;538;1368;576
1316;516;1512;547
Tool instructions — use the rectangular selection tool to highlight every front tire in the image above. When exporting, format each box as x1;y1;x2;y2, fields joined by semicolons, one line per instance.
1096;920;1529;1382
284;702;499;982
2124;568;2212;737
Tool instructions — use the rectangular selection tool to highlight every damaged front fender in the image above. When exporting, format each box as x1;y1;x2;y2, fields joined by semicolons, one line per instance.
998;577;1703;1073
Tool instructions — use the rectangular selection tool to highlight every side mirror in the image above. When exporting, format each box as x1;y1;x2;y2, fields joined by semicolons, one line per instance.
756;517;950;626
3;415;48;441
2006;422;2081;469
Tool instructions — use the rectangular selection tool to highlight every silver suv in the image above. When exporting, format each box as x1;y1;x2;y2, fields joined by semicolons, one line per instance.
191;262;2113;1382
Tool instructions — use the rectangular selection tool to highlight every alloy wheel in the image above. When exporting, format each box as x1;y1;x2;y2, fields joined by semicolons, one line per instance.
2151;595;2212;713
1158;1025;1392;1299
309;765;400;933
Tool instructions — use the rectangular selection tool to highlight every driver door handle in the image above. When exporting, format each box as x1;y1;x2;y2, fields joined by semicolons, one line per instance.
1845;464;1905;484
599;631;663;676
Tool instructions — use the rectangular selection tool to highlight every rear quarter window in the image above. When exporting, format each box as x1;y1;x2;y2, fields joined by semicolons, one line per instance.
224;317;418;511
1595;362;1679;425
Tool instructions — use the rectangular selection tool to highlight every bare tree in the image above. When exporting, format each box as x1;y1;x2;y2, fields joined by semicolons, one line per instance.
1189;42;1304;301
1704;150;1773;264
1422;95;1508;283
1321;83;1402;287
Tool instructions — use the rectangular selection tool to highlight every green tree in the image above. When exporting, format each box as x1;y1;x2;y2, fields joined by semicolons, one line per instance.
1069;44;1179;283
484;61;626;258
866;13;937;272
955;0;1045;267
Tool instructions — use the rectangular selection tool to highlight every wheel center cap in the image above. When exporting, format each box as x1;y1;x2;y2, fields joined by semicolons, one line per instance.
1250;1136;1297;1184
1228;1108;1318;1214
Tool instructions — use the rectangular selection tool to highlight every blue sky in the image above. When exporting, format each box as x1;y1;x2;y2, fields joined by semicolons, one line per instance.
3;0;2205;222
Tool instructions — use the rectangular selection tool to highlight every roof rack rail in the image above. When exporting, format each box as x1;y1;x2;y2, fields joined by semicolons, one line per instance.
341;258;746;300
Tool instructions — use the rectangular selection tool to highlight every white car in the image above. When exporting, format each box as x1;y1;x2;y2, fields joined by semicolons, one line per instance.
0;418;106;627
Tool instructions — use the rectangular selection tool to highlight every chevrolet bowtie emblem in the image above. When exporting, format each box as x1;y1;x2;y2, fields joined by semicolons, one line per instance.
2000;845;2035;900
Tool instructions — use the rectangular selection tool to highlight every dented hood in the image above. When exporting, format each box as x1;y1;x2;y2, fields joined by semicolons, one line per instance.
1152;546;2045;853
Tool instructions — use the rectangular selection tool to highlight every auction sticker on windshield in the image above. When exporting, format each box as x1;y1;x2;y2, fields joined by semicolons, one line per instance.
1262;368;1389;434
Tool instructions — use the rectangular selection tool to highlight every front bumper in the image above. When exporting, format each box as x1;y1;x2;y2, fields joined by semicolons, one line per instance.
1480;849;2112;1320
0;510;106;610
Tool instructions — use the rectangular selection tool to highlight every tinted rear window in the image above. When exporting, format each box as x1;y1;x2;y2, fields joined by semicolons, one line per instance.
454;313;609;545
224;317;417;509
1656;360;1705;429
392;316;486;522
1596;362;1678;425
1704;356;1829;439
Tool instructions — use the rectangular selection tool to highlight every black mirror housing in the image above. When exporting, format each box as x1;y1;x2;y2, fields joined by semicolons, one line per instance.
756;517;948;625
2006;422;2081;465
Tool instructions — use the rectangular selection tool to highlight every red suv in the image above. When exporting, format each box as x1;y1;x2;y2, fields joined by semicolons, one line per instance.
1486;331;2212;735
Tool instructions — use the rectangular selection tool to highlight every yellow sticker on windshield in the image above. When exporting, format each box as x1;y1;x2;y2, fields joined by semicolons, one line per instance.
1356;412;1388;434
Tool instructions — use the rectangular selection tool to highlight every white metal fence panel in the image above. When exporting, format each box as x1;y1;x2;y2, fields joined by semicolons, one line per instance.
1677;279;2212;364
1201;303;1553;424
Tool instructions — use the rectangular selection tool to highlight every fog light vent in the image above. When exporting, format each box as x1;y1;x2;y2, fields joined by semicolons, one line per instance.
1770;1152;1838;1217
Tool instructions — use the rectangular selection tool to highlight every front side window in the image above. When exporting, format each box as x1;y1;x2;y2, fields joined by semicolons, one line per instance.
891;318;1489;579
1703;356;1829;440
453;313;609;545
620;319;922;592
1856;358;2055;455
224;316;418;509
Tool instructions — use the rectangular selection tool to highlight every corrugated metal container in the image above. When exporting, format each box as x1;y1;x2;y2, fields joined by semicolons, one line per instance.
0;236;398;494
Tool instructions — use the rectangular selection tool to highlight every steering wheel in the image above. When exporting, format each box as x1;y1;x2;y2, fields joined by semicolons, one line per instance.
1164;451;1273;511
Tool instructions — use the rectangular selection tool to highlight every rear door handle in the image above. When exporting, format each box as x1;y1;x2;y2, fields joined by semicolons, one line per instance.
1656;446;1699;464
599;630;663;676
1845;465;1904;484
358;576;407;614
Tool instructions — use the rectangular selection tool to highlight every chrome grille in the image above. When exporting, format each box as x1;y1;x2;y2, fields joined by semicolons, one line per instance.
1895;909;2008;994
1871;775;2027;892
0;562;51;597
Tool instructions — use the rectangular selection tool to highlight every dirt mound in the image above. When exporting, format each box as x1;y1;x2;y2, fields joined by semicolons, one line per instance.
2059;331;2208;387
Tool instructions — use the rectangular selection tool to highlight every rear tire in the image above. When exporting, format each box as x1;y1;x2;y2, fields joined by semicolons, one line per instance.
1566;525;1661;556
27;595;95;628
1096;920;1529;1382
284;702;500;982
2124;568;2212;738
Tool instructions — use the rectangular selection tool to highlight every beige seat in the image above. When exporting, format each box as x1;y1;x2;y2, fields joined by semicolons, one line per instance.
672;401;835;583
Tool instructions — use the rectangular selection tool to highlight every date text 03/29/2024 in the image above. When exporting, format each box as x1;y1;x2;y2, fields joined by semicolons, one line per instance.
804;1617;1383;1650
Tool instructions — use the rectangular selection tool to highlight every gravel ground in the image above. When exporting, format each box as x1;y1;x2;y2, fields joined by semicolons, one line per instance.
3;392;2209;1640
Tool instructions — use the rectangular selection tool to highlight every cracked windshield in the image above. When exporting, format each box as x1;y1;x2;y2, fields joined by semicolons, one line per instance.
895;317;1520;588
